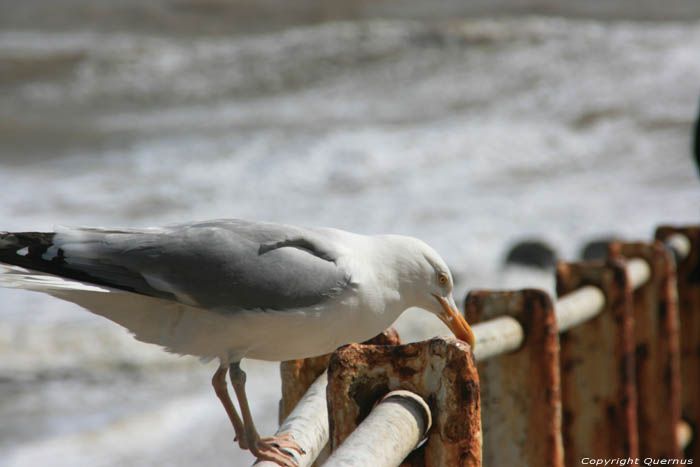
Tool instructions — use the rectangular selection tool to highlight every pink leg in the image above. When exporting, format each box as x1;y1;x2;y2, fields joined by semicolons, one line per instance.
229;362;305;467
211;365;249;449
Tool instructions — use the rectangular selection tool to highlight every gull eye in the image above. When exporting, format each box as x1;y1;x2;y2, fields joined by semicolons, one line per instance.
437;272;449;286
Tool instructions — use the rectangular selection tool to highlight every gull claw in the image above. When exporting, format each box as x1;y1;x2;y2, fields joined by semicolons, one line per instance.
250;433;303;467
262;432;306;455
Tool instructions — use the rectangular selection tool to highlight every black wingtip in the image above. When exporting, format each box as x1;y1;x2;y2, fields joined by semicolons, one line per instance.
0;231;59;268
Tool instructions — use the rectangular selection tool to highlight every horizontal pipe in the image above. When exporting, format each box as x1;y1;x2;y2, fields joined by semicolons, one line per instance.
322;390;432;467
555;285;606;333
678;420;692;452
627;258;652;290
666;233;692;262
468;285;605;362
472;316;524;361
472;255;656;358
255;371;329;467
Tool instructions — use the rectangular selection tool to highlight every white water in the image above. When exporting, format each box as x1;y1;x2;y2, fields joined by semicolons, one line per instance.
0;10;699;466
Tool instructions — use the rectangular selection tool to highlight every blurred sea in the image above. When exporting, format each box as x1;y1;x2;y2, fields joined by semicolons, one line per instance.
1;1;699;465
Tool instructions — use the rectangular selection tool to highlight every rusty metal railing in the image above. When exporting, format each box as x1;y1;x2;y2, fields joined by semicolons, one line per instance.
257;226;697;467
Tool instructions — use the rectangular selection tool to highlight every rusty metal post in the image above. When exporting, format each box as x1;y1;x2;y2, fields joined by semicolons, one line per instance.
465;289;563;467
656;226;700;460
609;241;682;459
327;337;481;467
322;390;432;467
556;259;638;464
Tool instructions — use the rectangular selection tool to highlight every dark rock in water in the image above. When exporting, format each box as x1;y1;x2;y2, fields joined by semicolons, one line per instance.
504;239;557;270
580;237;619;260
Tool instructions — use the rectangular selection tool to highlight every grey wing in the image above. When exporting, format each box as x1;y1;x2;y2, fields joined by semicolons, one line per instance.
0;219;352;311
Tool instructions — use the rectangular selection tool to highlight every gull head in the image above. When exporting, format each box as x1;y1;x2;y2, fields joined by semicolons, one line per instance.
380;235;476;348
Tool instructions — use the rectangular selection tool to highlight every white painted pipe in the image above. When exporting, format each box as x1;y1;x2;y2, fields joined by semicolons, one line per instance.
666;233;691;261
555;285;606;333
468;284;606;359
627;257;652;291
472;315;524;361
255;371;329;467
678;420;692;451
472;257;651;357
321;390;432;467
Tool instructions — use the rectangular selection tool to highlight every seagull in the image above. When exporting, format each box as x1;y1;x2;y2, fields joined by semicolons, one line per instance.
0;219;475;467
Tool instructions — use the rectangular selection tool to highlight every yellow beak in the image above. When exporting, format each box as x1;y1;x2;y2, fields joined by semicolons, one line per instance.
433;294;476;348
